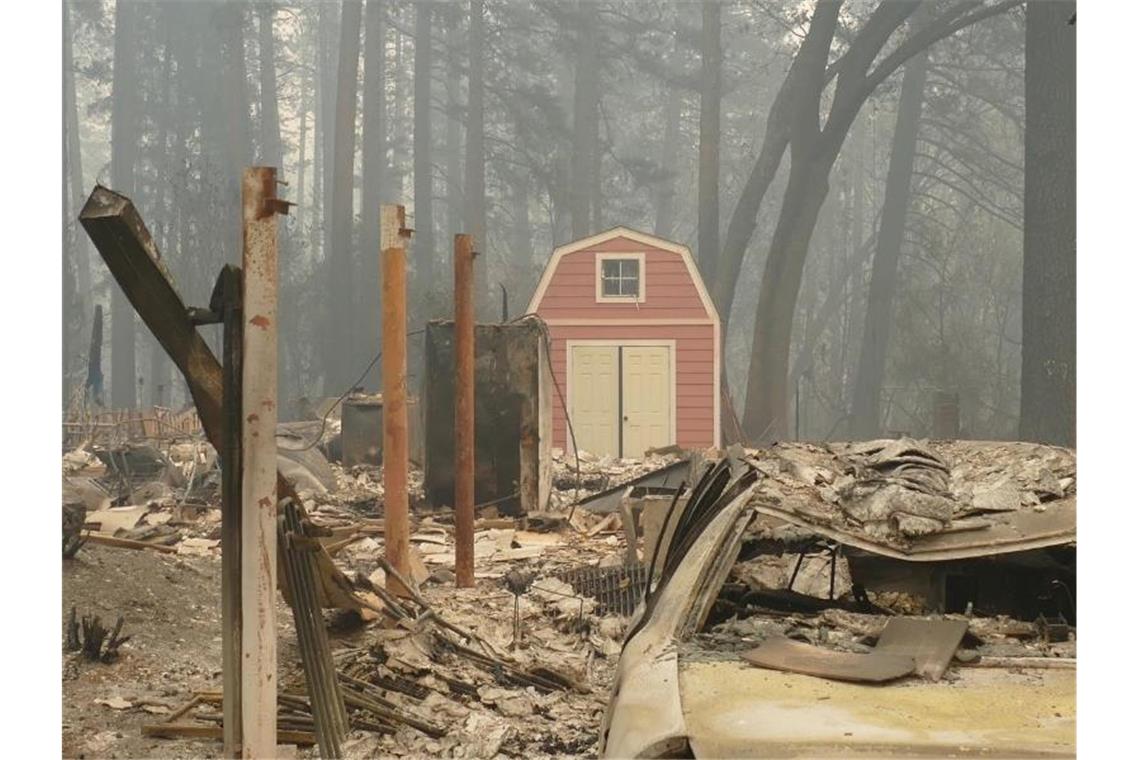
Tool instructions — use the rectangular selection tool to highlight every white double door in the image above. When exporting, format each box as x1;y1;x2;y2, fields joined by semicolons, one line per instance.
569;343;672;459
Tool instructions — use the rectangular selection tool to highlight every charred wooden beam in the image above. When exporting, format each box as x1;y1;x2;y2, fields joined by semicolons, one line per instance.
218;264;243;757
79;186;224;451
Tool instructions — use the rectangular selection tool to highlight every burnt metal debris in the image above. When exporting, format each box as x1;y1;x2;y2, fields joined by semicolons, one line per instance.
70;178;1080;760
278;501;349;758
556;563;651;617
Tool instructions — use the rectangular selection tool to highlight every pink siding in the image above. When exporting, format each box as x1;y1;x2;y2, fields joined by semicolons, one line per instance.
546;324;716;452
534;236;710;319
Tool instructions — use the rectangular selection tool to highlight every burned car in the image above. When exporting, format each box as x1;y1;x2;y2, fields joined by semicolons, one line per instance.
600;442;1076;758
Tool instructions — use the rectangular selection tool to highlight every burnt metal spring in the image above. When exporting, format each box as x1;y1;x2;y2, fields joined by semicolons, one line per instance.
556;563;651;617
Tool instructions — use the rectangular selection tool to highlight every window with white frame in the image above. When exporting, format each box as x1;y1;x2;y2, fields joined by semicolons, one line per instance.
596;253;645;301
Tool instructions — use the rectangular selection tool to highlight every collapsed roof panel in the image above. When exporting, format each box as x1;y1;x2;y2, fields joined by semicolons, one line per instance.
745;439;1075;561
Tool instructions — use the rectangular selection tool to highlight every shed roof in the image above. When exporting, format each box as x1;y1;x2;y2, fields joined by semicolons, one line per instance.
526;226;720;324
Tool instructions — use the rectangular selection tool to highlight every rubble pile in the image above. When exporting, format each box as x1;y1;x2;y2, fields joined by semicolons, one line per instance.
746;438;1075;545
62;434;1077;757
690;606;1075;669
547;446;685;510
62;432;654;758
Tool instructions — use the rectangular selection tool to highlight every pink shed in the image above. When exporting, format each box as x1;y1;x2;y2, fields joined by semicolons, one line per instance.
527;227;721;458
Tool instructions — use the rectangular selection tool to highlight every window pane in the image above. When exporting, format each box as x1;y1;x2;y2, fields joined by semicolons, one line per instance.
600;258;640;298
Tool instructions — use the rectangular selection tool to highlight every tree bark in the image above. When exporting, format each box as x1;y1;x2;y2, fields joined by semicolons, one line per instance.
737;0;1016;439
316;2;339;260
63;147;78;407
218;1;253;249
654;85;683;239
465;0;488;315
743;155;835;441
257;4;283;169
63;0;91;333
414;1;437;302
1020;0;1075;447
110;0;141;409
713;1;845;324
512;170;531;285
445;9;462;238
148;30;177;409
324;0;363;393
850;47;930;439
361;0;388;390
297;61;309;250
698;0;722;285
257;2;293;405
570;0;601;239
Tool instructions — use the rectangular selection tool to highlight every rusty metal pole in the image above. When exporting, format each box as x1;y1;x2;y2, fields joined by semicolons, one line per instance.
381;205;412;595
454;234;476;588
240;167;281;758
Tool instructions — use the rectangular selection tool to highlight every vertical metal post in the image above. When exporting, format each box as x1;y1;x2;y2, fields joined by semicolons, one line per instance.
381;205;412;594
240;167;280;758
220;265;244;758
454;234;476;588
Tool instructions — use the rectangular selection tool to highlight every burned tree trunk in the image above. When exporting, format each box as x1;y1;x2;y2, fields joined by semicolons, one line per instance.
698;0;722;286
257;4;284;169
361;0;388;390
465;0;488;316
1020;1;1075;447
570;0;601;239
653;8;685;239
743;157;835;441
445;7;463;240
64;0;91;330
850;48;930;439
87;304;105;406
110;0;141;409
324;0;363;393
737;0;1019;439
413;1;437;305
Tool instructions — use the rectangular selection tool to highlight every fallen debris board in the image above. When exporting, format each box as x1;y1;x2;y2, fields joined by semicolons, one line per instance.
575;459;690;514
874;617;968;681
751;498;1075;561
741;637;915;683
85;505;148;534
84;533;179;554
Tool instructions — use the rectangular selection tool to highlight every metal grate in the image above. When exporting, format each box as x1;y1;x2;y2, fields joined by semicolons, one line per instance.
556;563;651;617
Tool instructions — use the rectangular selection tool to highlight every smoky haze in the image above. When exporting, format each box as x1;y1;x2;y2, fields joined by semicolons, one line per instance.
61;0;1075;448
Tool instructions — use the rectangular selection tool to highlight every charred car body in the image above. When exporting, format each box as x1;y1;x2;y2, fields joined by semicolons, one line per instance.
600;441;1075;758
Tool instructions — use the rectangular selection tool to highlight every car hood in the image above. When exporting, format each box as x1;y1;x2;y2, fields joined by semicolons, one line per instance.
677;659;1075;758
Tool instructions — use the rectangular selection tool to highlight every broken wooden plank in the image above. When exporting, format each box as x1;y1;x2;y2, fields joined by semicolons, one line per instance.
83;533;179;554
141;722;315;746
